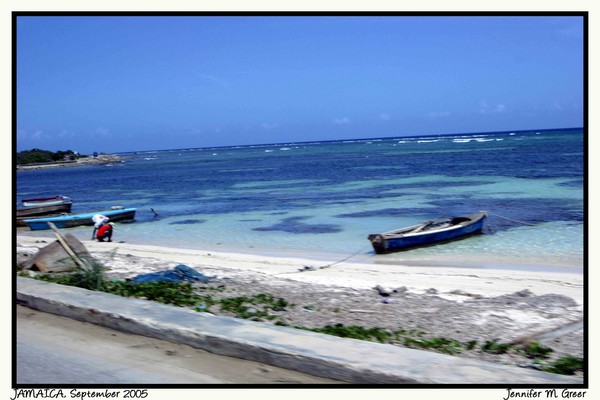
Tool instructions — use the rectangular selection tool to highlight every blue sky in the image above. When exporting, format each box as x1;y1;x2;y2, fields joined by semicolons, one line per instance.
16;15;584;154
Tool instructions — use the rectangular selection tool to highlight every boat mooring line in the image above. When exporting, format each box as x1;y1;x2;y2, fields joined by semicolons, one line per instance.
273;245;372;276
271;211;534;277
484;210;537;226
314;245;372;270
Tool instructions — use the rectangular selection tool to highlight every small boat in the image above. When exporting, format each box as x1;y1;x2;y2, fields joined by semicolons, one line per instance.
16;202;73;227
22;195;72;207
24;207;137;231
368;211;487;254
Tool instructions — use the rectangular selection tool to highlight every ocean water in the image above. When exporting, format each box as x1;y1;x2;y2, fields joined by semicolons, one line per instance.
16;128;585;272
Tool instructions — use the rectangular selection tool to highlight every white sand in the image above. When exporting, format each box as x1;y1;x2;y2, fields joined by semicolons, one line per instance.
16;234;584;305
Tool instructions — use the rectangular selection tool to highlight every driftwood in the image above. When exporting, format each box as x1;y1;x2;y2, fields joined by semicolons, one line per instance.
23;233;93;273
47;222;90;271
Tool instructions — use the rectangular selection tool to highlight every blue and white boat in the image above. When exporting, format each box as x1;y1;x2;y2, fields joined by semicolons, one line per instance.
368;211;487;254
24;207;137;231
22;195;72;207
16;200;73;227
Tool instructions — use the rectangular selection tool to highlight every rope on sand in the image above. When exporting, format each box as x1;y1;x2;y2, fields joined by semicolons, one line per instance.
274;245;371;275
307;245;371;271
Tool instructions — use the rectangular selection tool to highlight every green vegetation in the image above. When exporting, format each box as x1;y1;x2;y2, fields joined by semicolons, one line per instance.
218;293;290;319
33;265;291;318
543;356;584;375
34;261;105;291
404;337;464;355
299;325;468;356
105;281;202;307
299;326;477;357
34;264;201;307
465;340;478;350
16;148;87;165
308;324;393;343
27;265;583;376
520;341;554;359
481;339;513;354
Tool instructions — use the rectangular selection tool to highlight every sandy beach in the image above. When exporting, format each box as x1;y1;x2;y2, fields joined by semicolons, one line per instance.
16;234;583;303
16;233;585;372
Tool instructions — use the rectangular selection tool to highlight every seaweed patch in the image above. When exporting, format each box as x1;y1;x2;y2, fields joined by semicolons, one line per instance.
169;219;206;225
253;216;342;234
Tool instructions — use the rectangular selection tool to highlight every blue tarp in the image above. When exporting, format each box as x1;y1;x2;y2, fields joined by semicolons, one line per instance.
132;264;213;284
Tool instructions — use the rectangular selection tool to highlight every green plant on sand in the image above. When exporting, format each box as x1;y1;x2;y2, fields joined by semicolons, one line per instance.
543;356;584;375
29;265;582;376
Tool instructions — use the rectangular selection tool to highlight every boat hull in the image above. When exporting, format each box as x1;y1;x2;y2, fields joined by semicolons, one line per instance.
368;212;487;254
22;195;71;207
24;208;137;231
16;202;73;227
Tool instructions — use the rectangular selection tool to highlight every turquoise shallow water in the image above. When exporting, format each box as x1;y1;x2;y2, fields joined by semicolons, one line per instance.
16;128;584;272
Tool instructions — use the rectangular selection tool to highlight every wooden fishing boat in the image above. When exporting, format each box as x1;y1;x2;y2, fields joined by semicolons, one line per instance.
24;207;137;231
16;202;73;227
22;195;71;207
368;211;487;254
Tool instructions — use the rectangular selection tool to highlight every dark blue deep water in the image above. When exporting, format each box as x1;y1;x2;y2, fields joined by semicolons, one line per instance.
16;128;584;269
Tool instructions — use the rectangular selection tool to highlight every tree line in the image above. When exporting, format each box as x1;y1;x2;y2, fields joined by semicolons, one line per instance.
16;149;88;165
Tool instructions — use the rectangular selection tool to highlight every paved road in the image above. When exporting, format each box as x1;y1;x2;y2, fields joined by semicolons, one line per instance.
15;305;340;385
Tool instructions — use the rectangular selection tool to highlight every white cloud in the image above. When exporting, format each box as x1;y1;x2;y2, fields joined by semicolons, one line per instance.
31;130;43;140
479;101;506;114
58;130;76;139
95;127;110;137
479;101;490;114
197;73;232;92
333;117;351;125
260;122;278;130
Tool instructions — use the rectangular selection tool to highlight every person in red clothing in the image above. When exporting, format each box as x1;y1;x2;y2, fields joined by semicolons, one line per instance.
91;214;109;240
96;222;114;242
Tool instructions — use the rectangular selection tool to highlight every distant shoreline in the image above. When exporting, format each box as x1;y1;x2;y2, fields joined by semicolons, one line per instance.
16;154;126;171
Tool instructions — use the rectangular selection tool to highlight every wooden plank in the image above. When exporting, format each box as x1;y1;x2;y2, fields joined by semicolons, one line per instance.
47;222;91;271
